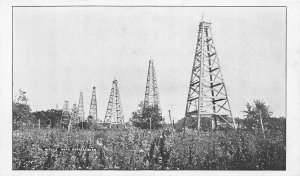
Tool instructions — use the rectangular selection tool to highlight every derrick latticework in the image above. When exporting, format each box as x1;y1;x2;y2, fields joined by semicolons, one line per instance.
78;91;85;122
184;21;236;130
88;86;98;123
61;100;70;129
17;89;28;105
68;104;79;131
104;79;124;126
143;59;162;116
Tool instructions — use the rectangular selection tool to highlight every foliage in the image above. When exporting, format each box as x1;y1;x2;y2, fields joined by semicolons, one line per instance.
12;97;285;170
12;102;33;130
264;117;286;132
175;117;214;131
130;101;163;129
77;122;89;130
242;100;273;131
32;109;62;128
13;126;285;170
87;115;94;123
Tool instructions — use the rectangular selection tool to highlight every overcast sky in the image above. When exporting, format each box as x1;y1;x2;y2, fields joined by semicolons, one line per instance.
13;7;286;122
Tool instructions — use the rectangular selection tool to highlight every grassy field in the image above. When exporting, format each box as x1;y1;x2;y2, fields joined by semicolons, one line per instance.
12;127;285;170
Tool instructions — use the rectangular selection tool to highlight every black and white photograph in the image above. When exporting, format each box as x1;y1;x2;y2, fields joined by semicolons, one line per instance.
1;1;300;175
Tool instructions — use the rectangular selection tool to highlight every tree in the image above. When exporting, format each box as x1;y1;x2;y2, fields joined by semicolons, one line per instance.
87;115;94;123
32;109;62;128
46;109;62;128
12;102;33;129
78;121;89;129
242;100;273;132
130;101;163;129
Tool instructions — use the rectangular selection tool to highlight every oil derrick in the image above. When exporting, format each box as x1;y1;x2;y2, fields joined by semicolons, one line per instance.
88;86;98;123
104;79;124;128
184;20;236;131
143;59;162;116
68;104;79;131
61;100;70;129
17;89;28;105
77;91;85;122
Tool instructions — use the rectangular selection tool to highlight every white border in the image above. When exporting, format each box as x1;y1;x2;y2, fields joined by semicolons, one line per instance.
1;0;299;176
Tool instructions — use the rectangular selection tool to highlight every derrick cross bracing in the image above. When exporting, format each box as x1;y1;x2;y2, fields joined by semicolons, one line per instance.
77;91;85;122
61;100;70;129
184;21;236;130
104;79;124;127
68;104;79;131
88;86;98;123
143;59;162;116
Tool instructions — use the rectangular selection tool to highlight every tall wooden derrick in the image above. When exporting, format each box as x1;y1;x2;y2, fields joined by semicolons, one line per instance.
143;59;162;116
61;100;70;129
68;104;79;131
104;79;124;128
184;21;236;131
77;91;85;122
88;86;98;123
17;89;28;105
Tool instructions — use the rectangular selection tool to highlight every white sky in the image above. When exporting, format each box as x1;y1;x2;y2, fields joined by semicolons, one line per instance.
13;7;286;122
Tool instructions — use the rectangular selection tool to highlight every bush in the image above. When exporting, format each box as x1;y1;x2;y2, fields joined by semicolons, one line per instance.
12;127;285;170
13;102;33;130
130;101;163;129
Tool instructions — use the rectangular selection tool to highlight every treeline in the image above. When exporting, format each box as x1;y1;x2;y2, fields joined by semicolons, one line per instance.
174;100;286;136
174;116;286;132
13;99;286;136
13;102;91;130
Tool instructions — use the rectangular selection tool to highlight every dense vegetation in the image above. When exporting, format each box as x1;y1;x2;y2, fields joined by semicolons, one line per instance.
12;126;285;170
12;100;286;170
130;101;163;129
